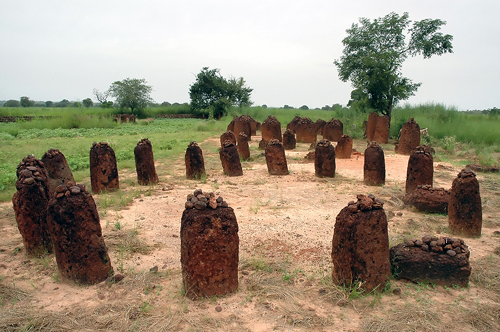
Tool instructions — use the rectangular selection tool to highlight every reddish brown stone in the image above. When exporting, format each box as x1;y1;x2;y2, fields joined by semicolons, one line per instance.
12;155;52;256
219;141;243;176
366;113;389;144
465;164;500;173
282;129;296;150
232;115;252;140
115;114;136;123
134;138;159;185
390;236;470;287
90;142;119;194
237;133;250;160
397;118;421;155
286;115;302;133
331;195;390;292
265;139;288;175
448;169;482;237
364;142;385;186
220;131;236;147
41;149;76;197
315;119;326;136
405;146;433;194
335;135;353;159
227;117;236;132
250;118;261;136
323;119;343;142
47;184;113;284
261;115;282;142
181;202;239;299
315;139;336;178
185;141;206;180
403;185;449;214
258;139;268;150
295;118;318;143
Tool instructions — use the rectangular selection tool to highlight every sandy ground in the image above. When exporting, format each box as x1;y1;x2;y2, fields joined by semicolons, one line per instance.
1;134;499;331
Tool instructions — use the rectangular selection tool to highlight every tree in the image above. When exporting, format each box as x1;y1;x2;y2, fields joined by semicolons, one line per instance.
299;105;309;110
4;100;20;107
45;101;53;107
189;67;253;119
334;12;453;122
109;78;153;117
82;98;93;108
55;99;70;107
93;88;113;109
20;96;34;107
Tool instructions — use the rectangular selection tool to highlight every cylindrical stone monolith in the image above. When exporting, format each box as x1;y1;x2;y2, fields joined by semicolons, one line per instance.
47;183;113;284
405;146;433;193
185;141;206;180
233;116;252;140
335;135;353;159
220;131;236;147
41;148;75;197
315;139;336;178
282;129;296;150
237;133;250;160
181;189;239;299
295;118;318;143
286;116;302;133
398;118;421;155
331;194;390;292
366;113;389;144
134;138;159;185
315;119;326;136
261;115;282;142
12;155;52;256
364;142;385;186
219;141;243;176
265;139;288;175
448;169;482;237
90;142;119;194
323;119;343;142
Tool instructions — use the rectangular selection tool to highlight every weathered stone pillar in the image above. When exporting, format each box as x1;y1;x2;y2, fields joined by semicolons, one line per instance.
405;146;433;194
295;118;318;143
185;141;206;180
220;131;236;147
323;119;343;142
286;115;302;133
233;116;252;140
315;119;326;136
282;129;296;150
335;135;353;159
315;139;336;178
363;142;385;186
366;113;389;144
90;142;119;194
265;139;288;175
219;141;243;176
12;155;52;256
397;118;421;155
181;189;239;299
47;183;113;284
448;170;482;237
41;148;75;197
331;194;390;292
237;133;251;161
261;115;282;142
134;138;159;185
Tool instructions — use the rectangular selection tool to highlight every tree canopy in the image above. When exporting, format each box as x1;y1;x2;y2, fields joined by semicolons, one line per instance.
334;12;453;120
189;67;253;119
109;78;153;117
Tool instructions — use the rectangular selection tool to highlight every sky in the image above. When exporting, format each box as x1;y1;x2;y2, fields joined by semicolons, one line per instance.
1;0;499;111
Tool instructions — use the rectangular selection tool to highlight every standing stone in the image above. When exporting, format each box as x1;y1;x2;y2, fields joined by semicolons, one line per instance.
219;141;243;176
323;119;343;142
134;138;159;185
366;113;389;144
41;148;76;197
220;131;236;147
185;141;206;180
265;139;288;175
286;115;302;133
227;116;236;132
237;133;251;161
90;142;119;194
405;146;433;194
448;169;482;237
364;142;385;186
261;115;282;142
315;139;336;178
232;115;252;140
397;118;421;155
47;183;113;284
331;195;390;292
181;189;239;299
12;155;52;256
249;118;261;136
295;117;318;143
258;139;268;150
282;129;296;150
315;119;327;136
335;135;353;159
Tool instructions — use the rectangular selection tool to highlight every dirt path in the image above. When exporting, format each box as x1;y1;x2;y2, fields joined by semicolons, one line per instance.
1;135;499;331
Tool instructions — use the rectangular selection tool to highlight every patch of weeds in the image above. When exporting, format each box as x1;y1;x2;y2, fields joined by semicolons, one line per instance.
140;301;153;314
114;221;122;230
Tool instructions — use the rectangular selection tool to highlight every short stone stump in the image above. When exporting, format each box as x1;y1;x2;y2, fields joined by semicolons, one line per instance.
315;139;335;178
265;139;288;175
363;142;385;186
282;129;296;150
403;185;449;214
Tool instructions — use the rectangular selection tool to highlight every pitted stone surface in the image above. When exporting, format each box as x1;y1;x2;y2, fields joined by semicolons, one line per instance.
134;138;159;185
335;135;353;159
323;119;343;142
315;139;335;178
366;113;389;144
185;141;206;180
282;129;296;150
397;118;421;155
405;146;433;193
219;141;243;176
220;131;236;147
41;149;76;197
265;139;288;175
90;142;119;194
403;185;449;213
237;133;250;160
261;115;282;142
363;142;385;185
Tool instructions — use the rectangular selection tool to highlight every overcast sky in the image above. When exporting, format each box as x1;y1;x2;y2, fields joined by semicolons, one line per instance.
1;0;499;110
